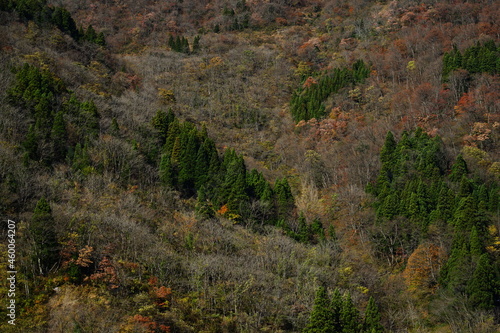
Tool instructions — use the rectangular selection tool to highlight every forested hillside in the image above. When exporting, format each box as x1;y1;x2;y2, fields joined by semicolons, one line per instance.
0;0;499;332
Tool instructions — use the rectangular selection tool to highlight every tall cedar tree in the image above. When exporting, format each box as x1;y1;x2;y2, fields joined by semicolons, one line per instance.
466;253;497;310
51;111;67;161
275;177;294;221
449;154;468;182
151;109;175;144
30;197;58;275
330;288;343;331
340;292;361;333
363;297;384;333
196;185;215;219
304;286;336;333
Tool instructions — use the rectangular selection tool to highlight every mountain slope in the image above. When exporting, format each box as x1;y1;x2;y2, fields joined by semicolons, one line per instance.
0;0;499;332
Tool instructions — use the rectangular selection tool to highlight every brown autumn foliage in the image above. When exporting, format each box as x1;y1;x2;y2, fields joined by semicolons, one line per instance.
403;243;446;295
0;0;499;331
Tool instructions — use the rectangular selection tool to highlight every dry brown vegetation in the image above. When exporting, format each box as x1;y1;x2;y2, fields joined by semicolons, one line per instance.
0;0;499;332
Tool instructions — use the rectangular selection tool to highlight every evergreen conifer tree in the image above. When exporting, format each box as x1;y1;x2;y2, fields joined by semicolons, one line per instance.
30;197;58;275
225;156;248;212
449;154;468;182
151;109;170;143
195;139;214;189
260;182;273;203
85;25;97;42
466;253;497;310
168;35;175;49
469;226;483;259
51;111;67;162
23;124;39;162
330;288;343;331
452;196;476;231
380;131;397;166
193;35;201;53
196;185;214;219
178;129;198;194
95;32;106;46
304;286;335;333
435;187;455;221
341;292;361;333
274;177;294;221
310;218;325;241
297;212;310;243
159;154;175;187
441;241;471;293
363;297;383;333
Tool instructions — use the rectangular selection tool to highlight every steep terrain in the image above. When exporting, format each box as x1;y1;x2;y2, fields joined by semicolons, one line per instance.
0;0;499;332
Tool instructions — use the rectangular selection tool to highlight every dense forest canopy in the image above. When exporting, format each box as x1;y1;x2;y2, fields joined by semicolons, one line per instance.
0;0;499;332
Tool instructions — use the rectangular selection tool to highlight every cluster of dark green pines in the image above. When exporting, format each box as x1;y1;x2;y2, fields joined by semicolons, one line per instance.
7;64;100;167
290;60;370;122
153;109;325;242
304;286;383;333
168;35;200;54
0;0;105;46
368;129;499;310
442;41;498;80
7;60;325;244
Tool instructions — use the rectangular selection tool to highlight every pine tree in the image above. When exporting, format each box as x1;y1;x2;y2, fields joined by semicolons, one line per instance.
310;218;325;241
458;175;473;198
440;240;471;293
164;118;181;154
475;184;489;211
71;142;91;173
85;25;97;42
274;177;294;221
30;197;58;275
168;35;175;49
79;100;100;138
178;129;198;194
51;111;67;162
341;292;361;333
304;286;336;333
33;96;52;131
195;139;214;189
151;109;170;143
181;36;190;54
330;288;343;331
388;192;402;219
449;154;468;182
159;154;175;187
469;226;483;259
175;36;181;52
452;196;476;231
466;253;497;310
196;186;214;219
170;137;182;165
260;182;273;204
192;35;201;53
224;155;248;213
380;131;397;166
23;124;39;162
434;187;455;221
363;297;383;333
488;188;499;211
95;32;106;46
296;212;310;243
